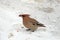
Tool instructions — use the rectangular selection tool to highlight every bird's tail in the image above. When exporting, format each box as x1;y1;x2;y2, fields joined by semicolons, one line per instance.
37;23;46;27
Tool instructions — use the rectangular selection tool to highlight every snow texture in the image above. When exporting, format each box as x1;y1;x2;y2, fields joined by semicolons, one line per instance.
0;0;60;40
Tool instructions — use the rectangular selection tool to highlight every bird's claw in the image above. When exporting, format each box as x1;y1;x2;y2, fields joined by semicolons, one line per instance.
26;29;31;31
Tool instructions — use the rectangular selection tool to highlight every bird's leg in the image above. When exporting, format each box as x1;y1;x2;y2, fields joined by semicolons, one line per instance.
31;29;35;32
26;29;31;31
31;30;35;32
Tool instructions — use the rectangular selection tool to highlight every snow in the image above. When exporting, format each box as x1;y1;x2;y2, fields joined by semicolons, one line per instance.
0;0;60;40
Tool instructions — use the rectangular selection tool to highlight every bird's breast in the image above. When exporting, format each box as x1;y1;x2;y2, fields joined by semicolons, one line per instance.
23;21;31;28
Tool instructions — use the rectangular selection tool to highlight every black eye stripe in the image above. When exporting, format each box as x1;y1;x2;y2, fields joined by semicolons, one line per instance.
23;16;25;17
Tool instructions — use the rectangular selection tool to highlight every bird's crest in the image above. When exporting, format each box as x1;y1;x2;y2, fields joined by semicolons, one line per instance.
19;14;30;17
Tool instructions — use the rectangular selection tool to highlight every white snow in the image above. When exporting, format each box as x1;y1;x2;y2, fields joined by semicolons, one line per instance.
0;0;60;40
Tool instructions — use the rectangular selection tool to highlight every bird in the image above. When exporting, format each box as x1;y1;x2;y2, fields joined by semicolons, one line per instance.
19;14;46;32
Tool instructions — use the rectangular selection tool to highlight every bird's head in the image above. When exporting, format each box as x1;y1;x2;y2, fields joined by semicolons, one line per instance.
19;14;30;18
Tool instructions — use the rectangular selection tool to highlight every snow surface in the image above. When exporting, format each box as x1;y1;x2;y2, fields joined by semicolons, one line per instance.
0;0;60;40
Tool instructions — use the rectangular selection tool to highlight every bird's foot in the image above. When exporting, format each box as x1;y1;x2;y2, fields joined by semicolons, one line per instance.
26;29;35;32
31;30;35;32
32;31;35;32
26;29;31;31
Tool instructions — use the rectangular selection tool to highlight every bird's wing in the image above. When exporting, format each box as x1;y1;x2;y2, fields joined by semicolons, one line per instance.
29;18;45;27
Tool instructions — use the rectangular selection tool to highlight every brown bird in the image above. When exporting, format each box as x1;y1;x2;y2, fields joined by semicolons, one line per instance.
19;14;45;32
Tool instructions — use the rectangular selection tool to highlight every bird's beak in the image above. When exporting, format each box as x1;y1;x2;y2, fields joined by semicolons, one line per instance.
42;25;46;27
19;15;22;17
